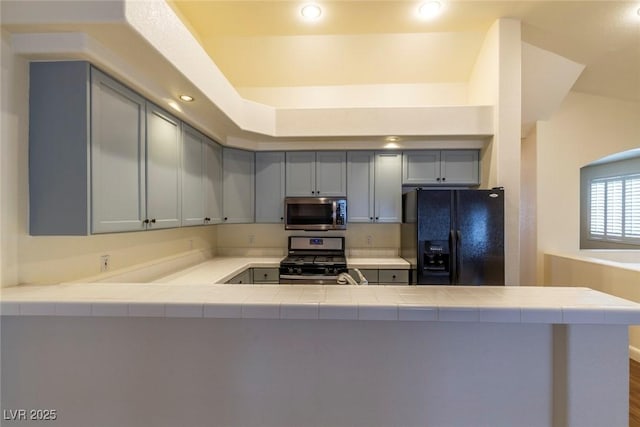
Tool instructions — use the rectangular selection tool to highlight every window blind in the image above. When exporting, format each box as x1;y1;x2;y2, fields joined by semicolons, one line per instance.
590;174;640;243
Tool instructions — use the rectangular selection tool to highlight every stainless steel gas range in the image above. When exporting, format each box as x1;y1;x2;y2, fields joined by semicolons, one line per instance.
279;236;348;284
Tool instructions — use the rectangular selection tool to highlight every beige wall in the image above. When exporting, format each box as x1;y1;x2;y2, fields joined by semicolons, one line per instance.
545;253;640;358
216;223;400;257
1;30;22;287
535;92;640;352
0;31;218;287
534;91;640;284
468;19;522;285
520;127;537;286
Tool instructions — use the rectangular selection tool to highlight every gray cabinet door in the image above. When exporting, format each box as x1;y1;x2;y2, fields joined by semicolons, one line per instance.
402;151;441;185
146;104;181;229
181;125;205;226
374;153;402;223
285;151;316;196
30;62;93;235
255;152;285;223
204;139;223;224
223;148;255;223
91;69;147;234
441;150;480;185
347;151;375;223
316;151;347;196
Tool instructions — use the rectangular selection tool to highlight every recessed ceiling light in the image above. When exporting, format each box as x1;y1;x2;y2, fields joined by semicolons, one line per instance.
301;3;322;21
179;94;194;102
417;1;442;20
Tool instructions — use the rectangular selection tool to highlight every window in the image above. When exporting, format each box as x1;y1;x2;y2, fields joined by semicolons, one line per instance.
580;152;640;249
588;174;640;242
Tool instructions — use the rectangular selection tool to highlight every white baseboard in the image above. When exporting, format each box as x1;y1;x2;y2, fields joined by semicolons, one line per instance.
630;345;640;362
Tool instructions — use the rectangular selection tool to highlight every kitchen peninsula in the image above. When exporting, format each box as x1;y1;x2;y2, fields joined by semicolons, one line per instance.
2;267;640;427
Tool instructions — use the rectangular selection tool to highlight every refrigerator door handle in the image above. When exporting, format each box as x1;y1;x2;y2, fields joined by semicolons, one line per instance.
449;230;456;284
456;230;462;284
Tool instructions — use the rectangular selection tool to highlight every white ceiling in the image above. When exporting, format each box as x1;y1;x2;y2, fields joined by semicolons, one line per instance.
170;0;640;102
2;0;638;146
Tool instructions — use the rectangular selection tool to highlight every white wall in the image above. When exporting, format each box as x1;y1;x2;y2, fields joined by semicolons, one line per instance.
535;91;640;283
0;31;218;287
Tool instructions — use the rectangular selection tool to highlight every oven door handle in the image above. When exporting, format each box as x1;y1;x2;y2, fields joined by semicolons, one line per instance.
279;274;340;280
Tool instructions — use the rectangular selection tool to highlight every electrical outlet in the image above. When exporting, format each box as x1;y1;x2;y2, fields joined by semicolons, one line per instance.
188;239;194;250
366;235;373;246
100;255;110;272
248;235;255;244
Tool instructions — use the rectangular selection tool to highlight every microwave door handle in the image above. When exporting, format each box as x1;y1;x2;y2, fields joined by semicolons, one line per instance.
332;200;337;226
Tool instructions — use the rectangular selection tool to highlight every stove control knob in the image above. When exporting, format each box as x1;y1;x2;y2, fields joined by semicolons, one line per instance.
295;267;302;275
288;267;294;274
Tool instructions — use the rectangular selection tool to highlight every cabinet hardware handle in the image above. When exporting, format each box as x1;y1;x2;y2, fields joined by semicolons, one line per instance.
442;177;446;182
204;217;211;222
436;177;441;182
392;274;396;279
150;218;156;224
224;217;228;221
143;219;150;224
370;217;373;221
264;274;268;278
375;217;379;220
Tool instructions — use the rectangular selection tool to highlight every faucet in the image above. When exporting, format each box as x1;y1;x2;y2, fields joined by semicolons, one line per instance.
336;269;368;286
353;268;368;286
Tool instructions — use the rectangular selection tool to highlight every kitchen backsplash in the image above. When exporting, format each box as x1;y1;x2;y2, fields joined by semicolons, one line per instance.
216;223;400;257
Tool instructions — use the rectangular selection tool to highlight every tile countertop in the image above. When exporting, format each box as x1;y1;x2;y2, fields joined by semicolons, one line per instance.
2;257;640;325
153;256;411;285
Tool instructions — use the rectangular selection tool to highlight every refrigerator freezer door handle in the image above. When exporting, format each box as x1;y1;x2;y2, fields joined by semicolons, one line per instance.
449;230;456;284
456;230;462;284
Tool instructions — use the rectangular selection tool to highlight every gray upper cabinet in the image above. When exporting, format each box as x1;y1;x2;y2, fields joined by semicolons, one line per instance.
28;62;149;235
204;140;223;224
402;150;479;186
347;151;401;223
285;151;346;196
374;153;402;222
223;148;255;223
441;150;480;185
255;152;285;223
181;125;223;226
146;104;181;229
285;152;316;196
91;68;148;234
316;151;347;196
402;151;441;185
347;151;374;222
181;125;206;226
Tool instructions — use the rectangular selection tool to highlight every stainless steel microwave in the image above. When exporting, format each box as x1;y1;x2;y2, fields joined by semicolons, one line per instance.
284;197;347;231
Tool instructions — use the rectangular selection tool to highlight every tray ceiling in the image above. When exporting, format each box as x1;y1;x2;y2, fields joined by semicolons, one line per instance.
170;0;640;101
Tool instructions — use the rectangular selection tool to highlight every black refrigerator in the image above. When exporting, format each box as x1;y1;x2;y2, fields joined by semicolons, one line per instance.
401;188;505;285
